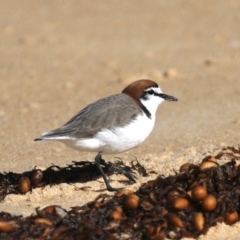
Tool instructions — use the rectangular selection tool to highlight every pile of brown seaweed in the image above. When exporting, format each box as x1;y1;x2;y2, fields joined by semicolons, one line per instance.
0;158;146;200
0;146;240;240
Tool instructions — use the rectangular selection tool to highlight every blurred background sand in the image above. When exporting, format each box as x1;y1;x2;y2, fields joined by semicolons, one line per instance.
0;1;240;238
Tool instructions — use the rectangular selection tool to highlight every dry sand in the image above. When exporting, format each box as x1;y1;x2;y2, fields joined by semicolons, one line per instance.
0;0;240;239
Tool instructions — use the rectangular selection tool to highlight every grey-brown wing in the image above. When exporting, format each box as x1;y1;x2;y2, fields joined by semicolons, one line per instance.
44;93;142;139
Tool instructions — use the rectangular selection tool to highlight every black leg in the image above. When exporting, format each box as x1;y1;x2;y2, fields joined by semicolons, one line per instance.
94;152;123;192
109;165;137;183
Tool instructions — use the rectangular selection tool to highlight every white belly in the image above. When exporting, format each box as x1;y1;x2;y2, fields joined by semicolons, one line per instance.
61;113;155;154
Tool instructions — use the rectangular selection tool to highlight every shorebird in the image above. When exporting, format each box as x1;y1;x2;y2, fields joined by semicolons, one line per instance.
35;79;178;191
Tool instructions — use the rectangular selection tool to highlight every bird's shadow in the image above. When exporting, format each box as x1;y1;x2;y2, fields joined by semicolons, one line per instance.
0;158;148;200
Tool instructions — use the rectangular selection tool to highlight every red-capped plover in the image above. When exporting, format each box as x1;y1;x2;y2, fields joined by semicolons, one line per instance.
35;79;178;191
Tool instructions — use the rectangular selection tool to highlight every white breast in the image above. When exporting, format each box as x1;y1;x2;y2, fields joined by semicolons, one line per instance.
62;112;155;154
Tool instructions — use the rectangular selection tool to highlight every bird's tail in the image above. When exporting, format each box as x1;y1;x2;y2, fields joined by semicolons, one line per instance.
34;128;73;141
34;137;43;141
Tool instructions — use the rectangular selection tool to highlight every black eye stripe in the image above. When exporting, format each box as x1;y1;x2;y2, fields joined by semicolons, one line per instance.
147;89;154;95
141;88;160;100
146;89;160;96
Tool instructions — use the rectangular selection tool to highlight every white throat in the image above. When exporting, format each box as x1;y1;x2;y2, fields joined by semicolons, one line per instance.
139;87;164;117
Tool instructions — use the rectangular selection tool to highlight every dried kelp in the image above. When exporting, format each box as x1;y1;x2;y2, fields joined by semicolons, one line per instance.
0;146;240;239
0;158;142;201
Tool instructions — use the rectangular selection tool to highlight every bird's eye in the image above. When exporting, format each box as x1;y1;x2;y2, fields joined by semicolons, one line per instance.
147;90;154;95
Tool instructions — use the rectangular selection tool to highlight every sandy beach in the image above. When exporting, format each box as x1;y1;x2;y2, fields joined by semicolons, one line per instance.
0;1;240;239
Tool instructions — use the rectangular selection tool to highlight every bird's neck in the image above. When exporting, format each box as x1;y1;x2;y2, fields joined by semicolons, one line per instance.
140;98;162;118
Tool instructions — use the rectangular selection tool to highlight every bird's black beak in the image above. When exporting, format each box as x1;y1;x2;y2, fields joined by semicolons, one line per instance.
159;93;178;101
